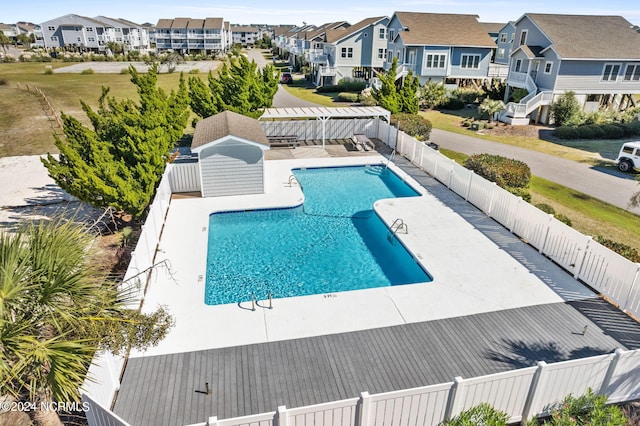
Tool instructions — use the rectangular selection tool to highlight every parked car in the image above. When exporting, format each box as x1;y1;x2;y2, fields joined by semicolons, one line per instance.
280;72;293;84
615;141;640;172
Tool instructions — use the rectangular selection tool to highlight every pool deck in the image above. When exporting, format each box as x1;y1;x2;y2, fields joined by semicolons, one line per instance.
132;146;596;359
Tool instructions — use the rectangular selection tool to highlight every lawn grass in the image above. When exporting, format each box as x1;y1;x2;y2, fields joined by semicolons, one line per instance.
280;81;353;107
0;62;205;157
438;147;640;251
421;109;627;165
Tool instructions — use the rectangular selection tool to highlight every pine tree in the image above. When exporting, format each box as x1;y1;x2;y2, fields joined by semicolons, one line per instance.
189;55;279;119
373;58;401;114
399;71;420;114
42;64;189;218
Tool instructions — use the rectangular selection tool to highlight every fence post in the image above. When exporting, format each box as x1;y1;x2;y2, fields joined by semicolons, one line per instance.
358;391;372;426
509;197;524;233
465;171;474;201
277;405;289;426
521;361;547;424
447;158;455;188
208;416;219;426
444;376;466;421
539;214;554;254
487;182;498;216
599;349;624;396
622;264;640;316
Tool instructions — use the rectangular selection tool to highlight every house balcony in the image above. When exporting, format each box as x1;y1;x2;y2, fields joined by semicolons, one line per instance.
507;71;537;92
187;34;204;40
319;66;336;77
171;42;187;49
488;63;509;79
204;42;222;50
306;49;327;64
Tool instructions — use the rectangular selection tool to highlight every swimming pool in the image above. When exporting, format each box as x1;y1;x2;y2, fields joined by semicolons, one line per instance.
205;165;432;305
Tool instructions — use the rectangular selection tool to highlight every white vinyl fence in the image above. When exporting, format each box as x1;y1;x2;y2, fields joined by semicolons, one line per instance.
261;118;380;141
82;165;174;412
180;349;640;426
390;124;640;320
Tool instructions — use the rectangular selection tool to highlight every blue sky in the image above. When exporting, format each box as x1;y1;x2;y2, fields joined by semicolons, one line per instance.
4;0;640;26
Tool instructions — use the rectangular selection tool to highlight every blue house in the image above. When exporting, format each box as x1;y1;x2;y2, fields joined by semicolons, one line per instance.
502;13;640;125
384;12;496;89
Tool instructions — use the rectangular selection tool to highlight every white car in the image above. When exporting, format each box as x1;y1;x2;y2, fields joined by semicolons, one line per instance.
615;141;640;172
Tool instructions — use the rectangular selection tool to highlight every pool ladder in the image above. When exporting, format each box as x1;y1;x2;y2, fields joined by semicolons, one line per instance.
384;150;396;171
387;218;408;244
288;175;299;187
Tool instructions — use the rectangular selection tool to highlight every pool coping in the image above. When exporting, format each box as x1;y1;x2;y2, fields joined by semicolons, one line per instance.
130;154;597;358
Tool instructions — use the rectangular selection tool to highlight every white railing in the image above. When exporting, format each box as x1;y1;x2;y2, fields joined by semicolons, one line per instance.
178;349;640;426
504;91;554;119
507;71;537;93
81;166;174;410
319;66;336;76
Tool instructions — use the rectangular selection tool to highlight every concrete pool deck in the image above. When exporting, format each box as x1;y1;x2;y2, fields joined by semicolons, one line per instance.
131;150;596;358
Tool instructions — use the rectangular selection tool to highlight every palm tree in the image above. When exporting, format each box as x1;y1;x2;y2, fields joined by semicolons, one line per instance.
0;219;172;425
0;32;11;54
478;98;506;123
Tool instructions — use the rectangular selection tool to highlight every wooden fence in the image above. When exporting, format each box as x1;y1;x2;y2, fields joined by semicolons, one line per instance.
16;82;64;132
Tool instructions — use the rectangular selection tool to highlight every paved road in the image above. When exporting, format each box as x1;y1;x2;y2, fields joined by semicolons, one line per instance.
430;128;640;215
247;49;322;108
247;49;640;215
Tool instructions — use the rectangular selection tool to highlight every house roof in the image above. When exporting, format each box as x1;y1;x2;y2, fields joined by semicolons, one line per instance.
187;19;204;29
171;18;191;29
156;19;173;29
480;22;505;34
517;45;545;58
525;13;640;59
392;12;496;48
325;16;387;44
231;26;259;33
192;111;269;150
204;18;223;29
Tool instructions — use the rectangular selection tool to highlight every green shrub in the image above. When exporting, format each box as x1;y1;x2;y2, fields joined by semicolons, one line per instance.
440;98;465;110
316;84;340;93
464;153;531;189
316;79;367;93
555;213;572;227
120;68;130;75
509;187;531;202
511;87;529;103
594;236;640;262
619;121;640;137
188;68;200;74
601;124;625;139
391;112;432;141
337;92;359;102
535;203;556;214
43;66;53;75
471;121;485;131
443;403;509;426
576;125;595;139
80;68;95;75
584;124;606;139
553;126;581;140
452;87;484;104
551;91;581;126
534;388;628;426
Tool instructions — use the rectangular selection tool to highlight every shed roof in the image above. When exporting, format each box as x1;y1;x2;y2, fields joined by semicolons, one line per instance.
392;12;496;48
524;13;640;59
192;111;269;150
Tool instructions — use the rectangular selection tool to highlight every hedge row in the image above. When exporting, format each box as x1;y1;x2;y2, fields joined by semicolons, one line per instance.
553;121;640;140
390;112;433;141
316;80;367;93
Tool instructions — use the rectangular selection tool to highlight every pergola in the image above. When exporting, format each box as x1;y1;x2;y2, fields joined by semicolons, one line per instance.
259;106;391;148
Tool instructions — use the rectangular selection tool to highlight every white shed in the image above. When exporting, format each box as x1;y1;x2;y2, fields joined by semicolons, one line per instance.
191;111;270;197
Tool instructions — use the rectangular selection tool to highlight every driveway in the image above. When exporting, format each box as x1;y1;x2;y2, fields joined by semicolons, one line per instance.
430;128;640;215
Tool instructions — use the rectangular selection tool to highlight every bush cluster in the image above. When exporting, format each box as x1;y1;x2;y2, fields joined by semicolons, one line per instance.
439;98;465;110
534;203;573;227
553;121;640;140
594;236;640;262
390;112;432;141
336;92;359;103
464;153;532;201
452;87;484;104
316;79;367;93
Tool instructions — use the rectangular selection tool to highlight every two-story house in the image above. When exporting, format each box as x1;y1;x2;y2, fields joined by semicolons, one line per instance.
95;16;150;52
502;13;640;125
481;22;510;79
385;12;496;90
307;16;389;86
231;26;259;46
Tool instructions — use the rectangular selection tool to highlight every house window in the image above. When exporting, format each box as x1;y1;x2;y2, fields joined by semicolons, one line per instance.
544;61;553;74
387;51;392;62
341;47;353;58
623;64;640;81
88;37;95;42
50;36;58;41
496;48;505;59
87;27;93;32
389;29;395;41
461;54;480;69
425;54;446;68
602;63;621;81
48;26;55;31
499;33;507;43
513;58;522;72
377;48;386;59
519;30;527;45
379;28;386;39
77;37;81;42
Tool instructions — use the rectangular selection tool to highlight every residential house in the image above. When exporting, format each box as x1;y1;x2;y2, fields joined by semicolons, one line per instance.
0;23;18;39
385;12;496;90
35;14;150;52
494;22;516;66
307;16;389;86
154;17;227;56
501;13;640;125
224;21;232;51
481;22;509;78
231;26;259;46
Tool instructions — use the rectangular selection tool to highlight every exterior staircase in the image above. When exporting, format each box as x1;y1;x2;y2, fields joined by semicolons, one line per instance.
499;71;553;125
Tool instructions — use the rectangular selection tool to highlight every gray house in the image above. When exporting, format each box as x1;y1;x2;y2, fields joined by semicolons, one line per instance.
191;111;270;197
384;12;496;88
501;13;640;125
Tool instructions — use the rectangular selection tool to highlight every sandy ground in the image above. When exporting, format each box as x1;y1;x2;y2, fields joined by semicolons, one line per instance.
53;61;221;73
0;155;100;231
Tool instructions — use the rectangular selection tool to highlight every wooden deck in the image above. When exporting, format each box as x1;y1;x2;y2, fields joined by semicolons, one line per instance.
114;299;640;426
113;153;640;426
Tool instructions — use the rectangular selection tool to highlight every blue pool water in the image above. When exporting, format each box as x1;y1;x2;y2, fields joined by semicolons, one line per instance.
205;166;432;305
